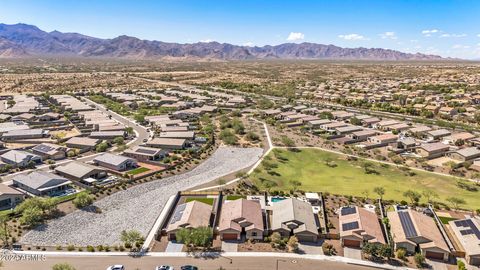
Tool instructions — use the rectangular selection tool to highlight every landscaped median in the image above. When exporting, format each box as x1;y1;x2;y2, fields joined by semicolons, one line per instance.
250;148;480;210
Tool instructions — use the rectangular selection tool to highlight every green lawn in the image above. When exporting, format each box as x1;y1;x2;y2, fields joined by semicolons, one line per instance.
250;148;480;210
438;216;458;224
127;167;150;175
185;197;215;205
226;195;246;200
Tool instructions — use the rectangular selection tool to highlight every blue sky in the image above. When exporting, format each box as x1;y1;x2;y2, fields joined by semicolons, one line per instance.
1;0;480;59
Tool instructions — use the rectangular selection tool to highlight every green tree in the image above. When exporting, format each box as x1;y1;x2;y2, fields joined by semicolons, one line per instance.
373;186;385;200
414;253;425;267
96;142;109;152
120;230;144;249
19;206;43;227
280;135;295;147
0;215;11;247
52;263;77;270
113;137;125;145
447;197;466;210
287;236;298;252
422;190;438;204
175;226;213;250
73;192;94;209
362;242;380;259
403;190;422;204
457;260;466;270
290;180;302;192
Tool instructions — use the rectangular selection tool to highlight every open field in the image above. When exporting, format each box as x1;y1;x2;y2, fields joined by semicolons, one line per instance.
250;148;480;209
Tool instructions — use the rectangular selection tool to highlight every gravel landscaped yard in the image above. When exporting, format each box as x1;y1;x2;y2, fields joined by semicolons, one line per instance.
21;147;263;247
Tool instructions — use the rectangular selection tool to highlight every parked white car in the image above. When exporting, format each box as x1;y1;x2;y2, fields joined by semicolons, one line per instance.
155;266;174;270
106;265;125;270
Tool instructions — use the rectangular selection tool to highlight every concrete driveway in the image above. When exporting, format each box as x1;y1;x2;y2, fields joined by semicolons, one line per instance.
165;241;184;252
221;241;239;252
344;247;362;260
298;241;324;255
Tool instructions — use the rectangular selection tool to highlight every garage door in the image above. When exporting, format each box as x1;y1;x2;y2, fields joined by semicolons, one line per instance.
343;239;361;248
297;234;317;242
222;233;238;240
425;251;444;260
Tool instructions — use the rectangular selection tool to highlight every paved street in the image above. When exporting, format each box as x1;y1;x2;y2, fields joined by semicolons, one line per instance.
83;97;150;148
3;254;381;270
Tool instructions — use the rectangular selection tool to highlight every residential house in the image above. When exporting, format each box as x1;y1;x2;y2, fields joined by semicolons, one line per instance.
123;146;167;162
0;184;24;210
218;199;264;240
388;210;449;261
65;137;100;151
367;134;398;146
0;150;42;167
159;131;195;140
1;128;48;141
416;143;450;159
31;143;67;160
93;153;138;171
339;206;386;248
270;198;319;242
443;132;476;146
12;171;72;196
146;138;187;150
447;147;480;162
426;129;451;141
89;131;126;140
166;200;212;240
55;161;107;182
448;218;480;265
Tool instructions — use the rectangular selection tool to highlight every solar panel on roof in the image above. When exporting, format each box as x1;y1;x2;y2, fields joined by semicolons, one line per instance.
34;144;55;152
460;229;474;235
341;207;356;216
342;221;359;231
136;148;157;155
398;211;418;238
170;204;186;224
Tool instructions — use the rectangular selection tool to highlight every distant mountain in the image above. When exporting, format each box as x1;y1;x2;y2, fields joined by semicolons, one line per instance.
0;23;445;60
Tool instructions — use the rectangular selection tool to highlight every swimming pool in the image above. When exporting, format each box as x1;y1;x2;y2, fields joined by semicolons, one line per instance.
271;197;286;203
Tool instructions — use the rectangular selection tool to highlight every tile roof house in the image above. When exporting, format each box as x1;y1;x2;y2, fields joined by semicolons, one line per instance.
0;184;24;210
31;143;67;160
0;150;42;167
55;161;107;182
388;210;449;261
218;199;264;241
12;171;72;196
123;146;167;162
166;200;212;240
145;138;187;150
93;153;138;171
1;128;49;141
447;147;480;162
448;218;480;266
339;206;386;248
270;198;319;242
416;143;450;159
65;137;100;151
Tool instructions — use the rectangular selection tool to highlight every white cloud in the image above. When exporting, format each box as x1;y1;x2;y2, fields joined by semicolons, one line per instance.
380;31;397;40
243;42;254;47
338;33;368;41
440;33;467;38
286;32;305;41
421;29;440;37
410;39;419;43
452;44;471;49
477;34;480;38
199;39;214;43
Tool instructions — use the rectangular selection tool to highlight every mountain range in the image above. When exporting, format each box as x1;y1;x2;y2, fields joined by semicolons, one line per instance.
0;23;445;60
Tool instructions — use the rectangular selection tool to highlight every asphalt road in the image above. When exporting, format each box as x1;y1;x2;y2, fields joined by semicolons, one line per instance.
3;255;379;270
1;97;150;183
82;97;150;148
